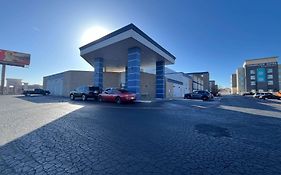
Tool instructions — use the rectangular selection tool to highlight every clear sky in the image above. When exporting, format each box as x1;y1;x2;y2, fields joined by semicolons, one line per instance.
0;0;280;87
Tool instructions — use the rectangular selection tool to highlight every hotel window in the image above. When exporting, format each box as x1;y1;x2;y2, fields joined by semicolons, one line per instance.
250;70;255;74
250;75;255;80
268;80;273;85
251;81;256;85
267;68;273;73
267;74;273;79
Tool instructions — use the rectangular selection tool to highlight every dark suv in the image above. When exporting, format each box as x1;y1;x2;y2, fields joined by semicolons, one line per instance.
184;90;213;101
69;86;102;101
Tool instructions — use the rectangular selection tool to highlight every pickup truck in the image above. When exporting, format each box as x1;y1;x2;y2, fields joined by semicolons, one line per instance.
23;89;50;96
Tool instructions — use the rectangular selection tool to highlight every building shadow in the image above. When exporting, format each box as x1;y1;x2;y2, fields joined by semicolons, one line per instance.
220;95;281;113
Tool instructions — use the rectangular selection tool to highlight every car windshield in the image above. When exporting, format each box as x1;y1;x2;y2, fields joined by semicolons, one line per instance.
89;86;99;91
118;89;129;93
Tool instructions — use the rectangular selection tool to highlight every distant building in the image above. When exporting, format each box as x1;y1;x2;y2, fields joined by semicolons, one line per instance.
243;56;279;92
231;74;237;94
231;56;279;93
209;80;218;94
6;78;23;95
236;67;246;95
187;74;203;91
185;72;210;91
279;64;281;91
220;88;231;95
209;80;215;91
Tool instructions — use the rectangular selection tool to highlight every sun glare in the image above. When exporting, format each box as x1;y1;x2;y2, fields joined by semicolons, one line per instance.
80;26;110;46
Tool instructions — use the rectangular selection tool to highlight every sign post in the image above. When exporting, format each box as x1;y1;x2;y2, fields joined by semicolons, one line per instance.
1;64;6;95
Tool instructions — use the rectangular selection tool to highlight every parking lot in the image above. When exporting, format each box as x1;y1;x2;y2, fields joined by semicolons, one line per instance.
0;95;281;174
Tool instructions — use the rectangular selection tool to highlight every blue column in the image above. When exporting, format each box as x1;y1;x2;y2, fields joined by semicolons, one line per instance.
156;60;165;98
125;66;128;89
127;47;141;99
93;57;103;88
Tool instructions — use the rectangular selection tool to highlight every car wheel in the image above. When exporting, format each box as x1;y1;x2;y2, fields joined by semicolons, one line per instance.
202;96;208;101
98;96;103;102
115;97;121;104
82;94;87;101
70;94;75;100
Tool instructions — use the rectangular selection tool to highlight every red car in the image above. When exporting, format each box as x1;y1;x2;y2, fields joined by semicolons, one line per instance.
98;88;136;104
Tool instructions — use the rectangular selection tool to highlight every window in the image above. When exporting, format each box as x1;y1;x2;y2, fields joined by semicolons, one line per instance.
250;70;255;74
251;81;256;85
267;74;273;79
250;75;255;80
268;80;273;85
267;68;273;73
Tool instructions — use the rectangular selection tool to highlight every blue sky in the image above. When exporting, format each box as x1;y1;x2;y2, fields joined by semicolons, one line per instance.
0;0;280;87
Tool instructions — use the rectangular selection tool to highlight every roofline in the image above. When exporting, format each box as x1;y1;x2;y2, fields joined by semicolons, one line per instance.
185;71;209;75
244;56;278;62
79;23;176;60
43;70;95;78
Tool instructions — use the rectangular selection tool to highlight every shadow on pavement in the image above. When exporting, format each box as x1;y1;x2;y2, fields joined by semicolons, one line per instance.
220;95;281;113
1;96;281;174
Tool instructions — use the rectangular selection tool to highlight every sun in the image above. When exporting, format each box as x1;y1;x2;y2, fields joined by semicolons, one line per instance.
80;26;110;46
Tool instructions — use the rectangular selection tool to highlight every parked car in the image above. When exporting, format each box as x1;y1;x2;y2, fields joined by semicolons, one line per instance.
259;93;281;100
23;88;50;96
184;90;213;101
98;88;136;104
69;86;102;101
253;93;266;98
242;92;254;96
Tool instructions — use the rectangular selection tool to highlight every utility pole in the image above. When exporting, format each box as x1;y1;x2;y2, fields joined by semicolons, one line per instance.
1;64;6;95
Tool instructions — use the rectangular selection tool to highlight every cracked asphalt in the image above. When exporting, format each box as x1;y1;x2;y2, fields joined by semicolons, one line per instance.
0;95;281;174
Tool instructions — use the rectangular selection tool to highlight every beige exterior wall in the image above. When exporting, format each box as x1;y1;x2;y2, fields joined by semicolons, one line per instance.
44;71;166;100
140;72;156;100
166;81;174;99
63;71;94;97
231;87;237;94
103;72;121;89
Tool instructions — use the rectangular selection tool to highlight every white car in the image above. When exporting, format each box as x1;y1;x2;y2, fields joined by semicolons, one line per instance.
253;93;265;98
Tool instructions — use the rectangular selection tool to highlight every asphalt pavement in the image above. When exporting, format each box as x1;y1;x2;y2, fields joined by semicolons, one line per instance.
0;95;281;175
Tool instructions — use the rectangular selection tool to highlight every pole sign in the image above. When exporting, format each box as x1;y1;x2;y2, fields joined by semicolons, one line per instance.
0;49;30;67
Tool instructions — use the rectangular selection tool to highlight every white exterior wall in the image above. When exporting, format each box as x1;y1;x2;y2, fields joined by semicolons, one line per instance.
45;73;64;96
165;72;192;97
47;78;63;96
